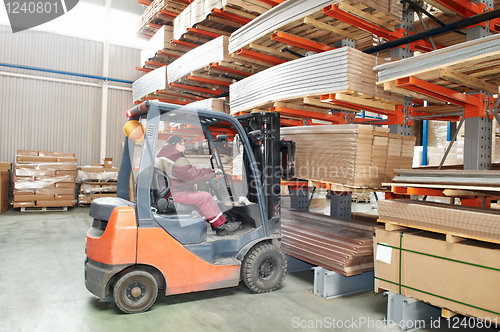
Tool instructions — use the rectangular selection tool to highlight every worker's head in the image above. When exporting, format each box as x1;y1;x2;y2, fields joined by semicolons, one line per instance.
167;135;186;153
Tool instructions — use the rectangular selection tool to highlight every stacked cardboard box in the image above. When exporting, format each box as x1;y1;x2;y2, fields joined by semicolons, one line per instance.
13;151;76;209
374;229;500;321
77;158;119;205
0;162;11;213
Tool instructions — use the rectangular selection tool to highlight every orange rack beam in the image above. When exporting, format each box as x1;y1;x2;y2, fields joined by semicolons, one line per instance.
186;28;221;39
170;39;199;49
185;75;232;87
138;0;152;6
209;63;252;77
258;0;284;5
147;22;162;29
236;49;287;65
136;67;152;73
155;90;204;101
138;33;152;40
157;50;181;58
211;8;251;25
270;106;341;123
271;31;334;53
169;82;224;95
160;9;178;18
145;61;166;68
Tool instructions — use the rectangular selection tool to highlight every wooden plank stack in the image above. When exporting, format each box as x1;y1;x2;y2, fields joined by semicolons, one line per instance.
13;150;76;209
140;26;191;70
0;162;11;213
281;207;380;276
280;125;413;188
229;46;401;115
77;160;119;205
188;98;229;113
138;0;189;36
173;0;272;41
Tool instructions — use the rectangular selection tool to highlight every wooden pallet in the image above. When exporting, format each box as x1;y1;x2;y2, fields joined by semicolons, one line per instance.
20;206;68;212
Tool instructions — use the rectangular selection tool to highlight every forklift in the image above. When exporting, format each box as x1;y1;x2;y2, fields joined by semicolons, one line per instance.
84;100;295;313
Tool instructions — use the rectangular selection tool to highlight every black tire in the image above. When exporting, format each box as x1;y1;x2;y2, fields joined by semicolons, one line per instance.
113;270;158;314
241;242;287;293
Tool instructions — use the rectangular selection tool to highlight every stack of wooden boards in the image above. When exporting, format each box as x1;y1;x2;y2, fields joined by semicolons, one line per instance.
281;207;381;276
173;0;271;41
374;34;500;100
13;150;76;210
140;26;191;71
229;46;401;114
280;124;415;188
188;98;229;113
139;0;189;37
77;159;119;205
375;219;500;322
0;162;11;213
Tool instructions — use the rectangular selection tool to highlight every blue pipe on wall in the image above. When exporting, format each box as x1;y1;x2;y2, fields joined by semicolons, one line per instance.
0;62;134;84
422;119;429;166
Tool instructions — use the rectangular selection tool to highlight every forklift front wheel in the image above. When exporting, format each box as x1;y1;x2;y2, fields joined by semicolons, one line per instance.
242;243;287;293
113;270;158;314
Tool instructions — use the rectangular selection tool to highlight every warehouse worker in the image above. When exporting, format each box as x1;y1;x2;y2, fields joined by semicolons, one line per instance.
156;135;240;236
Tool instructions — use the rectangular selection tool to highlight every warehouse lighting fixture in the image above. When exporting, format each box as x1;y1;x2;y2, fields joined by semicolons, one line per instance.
0;2;147;49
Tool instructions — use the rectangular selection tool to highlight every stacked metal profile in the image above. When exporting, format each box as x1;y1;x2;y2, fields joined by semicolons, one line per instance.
377;199;500;243
281;208;380;276
173;0;271;40
133;66;168;102
230;47;399;114
228;0;402;60
374;33;500;89
167;36;231;83
280;125;414;188
390;169;500;187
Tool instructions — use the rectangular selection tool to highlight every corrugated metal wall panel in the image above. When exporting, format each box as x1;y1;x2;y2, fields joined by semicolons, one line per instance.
81;0;106;6
109;45;142;82
106;89;134;167
112;0;145;15
0;75;101;165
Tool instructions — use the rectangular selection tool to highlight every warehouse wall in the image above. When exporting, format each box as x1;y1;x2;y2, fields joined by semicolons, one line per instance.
0;23;143;167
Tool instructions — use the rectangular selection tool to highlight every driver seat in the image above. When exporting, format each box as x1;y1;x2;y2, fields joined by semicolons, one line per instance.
151;167;197;214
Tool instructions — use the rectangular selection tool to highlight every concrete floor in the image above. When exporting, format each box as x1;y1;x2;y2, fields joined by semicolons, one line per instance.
0;207;496;332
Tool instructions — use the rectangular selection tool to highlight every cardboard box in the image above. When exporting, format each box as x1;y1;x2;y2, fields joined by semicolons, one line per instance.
13;194;54;202
16;156;59;163
13;201;35;208
0;172;9;213
374;229;500;321
36;188;74;195
38;151;75;157
18;150;38;156
15;168;56;177
55;194;75;201
0;162;11;172
104;158;113;168
36;200;74;207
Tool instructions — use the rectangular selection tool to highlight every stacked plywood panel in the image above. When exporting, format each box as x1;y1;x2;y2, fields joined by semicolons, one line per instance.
378;199;500;243
0;162;11;213
140;26;192;71
77;163;119;205
13;151;76;209
282;208;380;276
230;47;401;114
384;134;403;183
173;0;272;41
138;0;189;36
374;229;500;322
188;98;229;113
280;125;413;188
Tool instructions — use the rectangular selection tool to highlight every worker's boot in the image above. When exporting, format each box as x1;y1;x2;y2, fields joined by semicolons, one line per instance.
215;220;241;236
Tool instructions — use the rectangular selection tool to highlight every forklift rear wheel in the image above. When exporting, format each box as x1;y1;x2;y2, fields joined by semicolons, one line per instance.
113;270;158;314
242;243;287;293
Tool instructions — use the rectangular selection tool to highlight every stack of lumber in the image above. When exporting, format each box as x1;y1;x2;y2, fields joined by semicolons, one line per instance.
377;199;500;244
0;162;11;213
374;34;500;100
229;46;401;115
280;124;414;188
228;0;402;67
138;0;189;37
13;151;76;209
77;161;119;205
188;98;229;113
374;228;500;322
281;207;381;276
173;0;272;41
140;26;191;71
